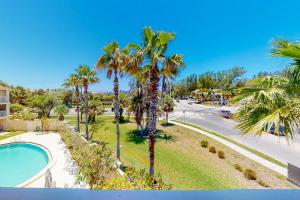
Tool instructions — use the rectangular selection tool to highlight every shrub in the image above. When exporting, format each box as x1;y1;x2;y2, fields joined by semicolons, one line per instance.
200;140;209;148
233;164;243;172
6;128;15;132
102;168;171;190
208;146;216;153
244;169;257;180
59;127;114;189
257;179;269;187
11;110;36;121
218;150;225;159
10;103;25;114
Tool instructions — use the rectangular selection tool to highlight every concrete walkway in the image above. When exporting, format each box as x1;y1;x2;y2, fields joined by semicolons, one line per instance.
170;120;288;176
0;132;82;188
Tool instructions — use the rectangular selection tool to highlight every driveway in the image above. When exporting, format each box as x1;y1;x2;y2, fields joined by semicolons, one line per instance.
171;100;300;167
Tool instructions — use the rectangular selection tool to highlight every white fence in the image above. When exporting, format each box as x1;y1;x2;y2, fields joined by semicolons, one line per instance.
2;119;64;131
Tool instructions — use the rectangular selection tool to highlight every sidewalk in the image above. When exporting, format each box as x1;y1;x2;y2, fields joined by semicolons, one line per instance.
170;120;288;176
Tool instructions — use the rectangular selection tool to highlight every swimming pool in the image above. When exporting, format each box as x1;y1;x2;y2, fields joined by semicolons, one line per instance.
0;143;49;187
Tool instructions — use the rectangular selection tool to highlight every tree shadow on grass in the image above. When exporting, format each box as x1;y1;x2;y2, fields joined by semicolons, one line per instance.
126;130;147;144
160;122;175;127
126;129;177;145
157;133;176;143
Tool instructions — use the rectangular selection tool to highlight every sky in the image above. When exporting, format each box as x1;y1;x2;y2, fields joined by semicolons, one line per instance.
1;0;300;92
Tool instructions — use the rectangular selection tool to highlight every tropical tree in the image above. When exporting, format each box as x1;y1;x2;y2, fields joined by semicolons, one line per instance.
55;103;69;121
130;27;184;176
77;65;99;140
161;54;185;102
127;77;148;131
96;42;128;162
64;74;82;132
160;95;175;123
88;94;104;123
236;39;300;139
29;93;57;118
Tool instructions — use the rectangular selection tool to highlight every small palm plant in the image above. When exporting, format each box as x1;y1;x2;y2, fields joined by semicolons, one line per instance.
160;95;175;124
55;103;69;121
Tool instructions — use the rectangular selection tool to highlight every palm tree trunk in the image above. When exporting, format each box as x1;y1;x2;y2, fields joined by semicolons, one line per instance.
84;84;89;140
161;74;166;102
149;137;155;176
113;70;121;161
166;112;168;123
75;86;80;133
148;62;159;176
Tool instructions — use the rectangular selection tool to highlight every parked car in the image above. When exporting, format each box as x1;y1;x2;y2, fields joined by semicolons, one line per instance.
220;110;232;119
266;124;285;136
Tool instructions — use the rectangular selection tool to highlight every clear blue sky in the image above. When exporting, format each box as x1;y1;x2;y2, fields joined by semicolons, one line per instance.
0;0;300;92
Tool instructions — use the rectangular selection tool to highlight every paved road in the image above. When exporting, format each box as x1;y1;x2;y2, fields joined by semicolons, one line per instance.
170;100;300;167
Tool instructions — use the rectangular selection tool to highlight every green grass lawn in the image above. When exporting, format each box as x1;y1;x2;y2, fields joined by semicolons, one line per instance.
64;115;291;189
0;131;25;141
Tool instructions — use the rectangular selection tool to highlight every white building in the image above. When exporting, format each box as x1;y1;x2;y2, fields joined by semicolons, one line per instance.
0;85;10;131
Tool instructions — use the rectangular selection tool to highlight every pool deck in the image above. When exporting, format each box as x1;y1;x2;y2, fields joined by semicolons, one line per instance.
0;132;84;188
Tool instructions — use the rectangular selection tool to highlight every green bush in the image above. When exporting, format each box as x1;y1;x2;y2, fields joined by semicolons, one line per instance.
244;169;257;180
102;167;171;190
59;127;114;189
233;164;243;172
6;128;15;132
208;146;216;153
10;103;25;114
200;140;209;148
218;150;225;159
11;110;36;121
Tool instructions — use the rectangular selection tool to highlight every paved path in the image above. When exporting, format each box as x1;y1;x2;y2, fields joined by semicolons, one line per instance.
170;120;287;176
0;132;82;188
171;100;300;167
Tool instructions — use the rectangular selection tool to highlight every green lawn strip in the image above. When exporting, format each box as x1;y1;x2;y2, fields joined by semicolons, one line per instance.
0;131;25;141
172;120;287;168
65;115;243;189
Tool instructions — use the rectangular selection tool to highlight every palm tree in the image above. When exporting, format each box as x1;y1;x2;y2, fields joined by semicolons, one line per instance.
160;95;175;124
96;42;128;162
136;27;184;176
272;39;300;88
55;103;69;121
127;77;147;131
235;39;300;139
64;74;81;132
77;65;99;140
161;54;184;98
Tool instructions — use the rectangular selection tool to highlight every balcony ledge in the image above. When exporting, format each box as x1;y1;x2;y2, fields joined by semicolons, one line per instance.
0;189;299;200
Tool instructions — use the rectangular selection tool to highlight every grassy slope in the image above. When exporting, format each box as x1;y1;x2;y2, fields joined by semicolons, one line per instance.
64;115;291;189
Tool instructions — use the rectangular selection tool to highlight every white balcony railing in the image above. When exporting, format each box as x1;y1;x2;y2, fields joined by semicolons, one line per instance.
0;96;9;103
0;110;7;117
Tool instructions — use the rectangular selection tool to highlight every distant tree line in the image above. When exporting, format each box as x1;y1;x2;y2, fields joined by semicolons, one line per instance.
172;67;246;97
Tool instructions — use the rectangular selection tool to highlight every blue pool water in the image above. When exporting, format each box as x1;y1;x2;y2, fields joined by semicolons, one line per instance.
0;143;49;187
